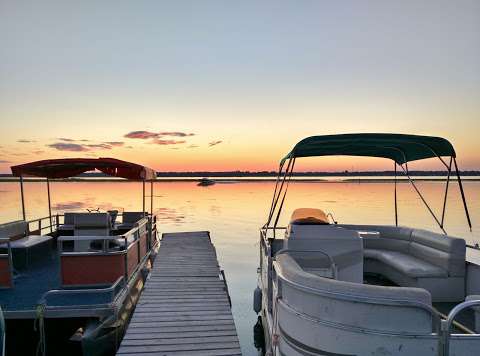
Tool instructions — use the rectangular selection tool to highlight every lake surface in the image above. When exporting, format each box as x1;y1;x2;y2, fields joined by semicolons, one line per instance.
1;179;479;355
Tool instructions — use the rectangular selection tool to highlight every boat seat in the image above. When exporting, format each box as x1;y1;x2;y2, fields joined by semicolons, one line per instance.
364;249;447;278
116;211;146;231
73;213;110;252
340;224;466;302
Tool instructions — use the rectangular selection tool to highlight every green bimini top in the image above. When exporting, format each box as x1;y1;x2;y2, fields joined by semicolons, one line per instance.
281;133;456;165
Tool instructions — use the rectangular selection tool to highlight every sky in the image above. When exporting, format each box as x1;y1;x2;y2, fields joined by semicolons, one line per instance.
1;0;479;173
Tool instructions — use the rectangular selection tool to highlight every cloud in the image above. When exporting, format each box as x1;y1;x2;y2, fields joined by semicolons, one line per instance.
208;140;223;147
0;160;10;163
17;139;35;143
48;141;123;152
85;143;112;150
125;130;195;140
104;141;124;147
151;139;186;145
187;144;199;149
57;138;75;142
158;132;195;137
124;131;159;139
33;150;45;154
47;143;89;152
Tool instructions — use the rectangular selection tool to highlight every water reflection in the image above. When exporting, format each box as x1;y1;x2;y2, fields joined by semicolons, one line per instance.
0;180;479;355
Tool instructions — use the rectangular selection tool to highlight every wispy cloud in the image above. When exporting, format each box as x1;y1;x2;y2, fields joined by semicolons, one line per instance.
48;141;123;152
208;140;223;147
33;150;45;154
125;130;195;140
85;143;112;150
57;138;76;142
0;160;10;163
151;139;186;145
124;131;159;139
17;139;35;143
104;141;124;147
48;143;89;152
187;144;199;149
158;132;194;137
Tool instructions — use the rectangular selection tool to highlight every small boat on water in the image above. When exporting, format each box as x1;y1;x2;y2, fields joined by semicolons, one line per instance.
255;133;480;356
0;158;159;355
197;177;216;186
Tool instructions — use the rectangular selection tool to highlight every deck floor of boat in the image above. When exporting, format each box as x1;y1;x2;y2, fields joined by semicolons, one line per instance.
1;250;60;313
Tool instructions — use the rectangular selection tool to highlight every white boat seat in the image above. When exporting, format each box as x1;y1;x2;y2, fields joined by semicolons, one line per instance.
364;249;448;278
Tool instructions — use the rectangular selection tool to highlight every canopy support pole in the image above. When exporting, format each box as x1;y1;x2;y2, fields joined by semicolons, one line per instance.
400;163;447;235
440;157;452;228
273;158;296;231
47;178;53;233
394;162;398;226
266;158;293;232
453;157;472;231
150;180;153;216
142;180;146;213
20;176;26;221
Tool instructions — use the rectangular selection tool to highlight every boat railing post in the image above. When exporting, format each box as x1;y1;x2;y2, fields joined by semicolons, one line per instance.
438;299;480;356
47;178;53;233
124;236;129;281
20;176;26;221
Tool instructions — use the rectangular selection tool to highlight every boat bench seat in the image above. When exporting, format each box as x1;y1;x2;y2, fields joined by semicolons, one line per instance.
0;220;53;269
116;212;146;231
341;225;466;302
364;249;448;278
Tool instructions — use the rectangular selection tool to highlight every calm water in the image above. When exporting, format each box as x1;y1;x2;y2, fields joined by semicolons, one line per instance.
1;180;479;355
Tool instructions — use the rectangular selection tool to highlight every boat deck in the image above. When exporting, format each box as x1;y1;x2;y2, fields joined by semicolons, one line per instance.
117;231;242;356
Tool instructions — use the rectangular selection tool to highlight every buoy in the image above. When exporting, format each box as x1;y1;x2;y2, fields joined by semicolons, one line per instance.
253;286;262;313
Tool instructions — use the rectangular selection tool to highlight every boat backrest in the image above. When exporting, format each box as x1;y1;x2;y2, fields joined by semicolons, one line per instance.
339;224;466;277
284;225;363;283
73;213;110;252
73;213;110;236
410;228;466;277
0;220;28;241
63;212;75;225
275;253;434;334
122;212;146;224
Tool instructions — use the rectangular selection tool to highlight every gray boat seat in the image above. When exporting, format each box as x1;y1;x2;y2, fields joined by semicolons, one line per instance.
285;211;363;283
340;224;466;302
116;211;146;230
0;220;53;268
364;249;447;278
58;212;75;231
73;213;110;252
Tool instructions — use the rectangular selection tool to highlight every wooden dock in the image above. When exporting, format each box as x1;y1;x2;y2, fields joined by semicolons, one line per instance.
116;231;242;356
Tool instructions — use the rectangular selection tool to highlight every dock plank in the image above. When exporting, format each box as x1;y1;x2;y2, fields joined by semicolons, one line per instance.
117;231;241;355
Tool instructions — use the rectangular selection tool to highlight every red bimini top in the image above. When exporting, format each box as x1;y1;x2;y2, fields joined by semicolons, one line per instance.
11;158;156;181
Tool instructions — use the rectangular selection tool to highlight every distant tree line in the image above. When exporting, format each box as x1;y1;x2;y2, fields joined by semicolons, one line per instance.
1;170;479;178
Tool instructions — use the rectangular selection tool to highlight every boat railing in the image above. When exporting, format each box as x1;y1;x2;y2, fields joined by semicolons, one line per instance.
275;248;338;279
272;258;442;333
25;215;60;235
38;276;126;317
0;239;13;289
439;299;480;356
58;217;155;288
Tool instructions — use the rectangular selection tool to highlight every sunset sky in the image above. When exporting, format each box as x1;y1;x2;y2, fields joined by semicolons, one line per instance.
1;1;479;173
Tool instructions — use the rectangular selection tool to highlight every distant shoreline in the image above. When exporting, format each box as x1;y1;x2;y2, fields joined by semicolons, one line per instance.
1;177;479;183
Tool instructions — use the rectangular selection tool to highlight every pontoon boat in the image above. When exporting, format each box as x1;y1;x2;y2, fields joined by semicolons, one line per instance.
255;134;480;356
0;158;159;355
